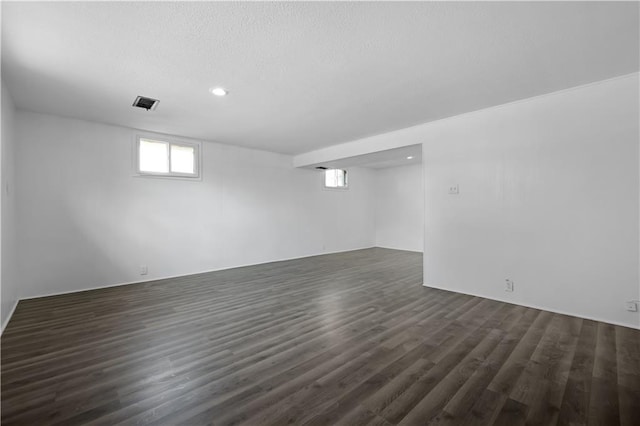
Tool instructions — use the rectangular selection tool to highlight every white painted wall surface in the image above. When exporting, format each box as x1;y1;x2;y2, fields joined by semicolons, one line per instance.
1;82;19;331
15;111;376;298
374;164;423;252
421;75;639;328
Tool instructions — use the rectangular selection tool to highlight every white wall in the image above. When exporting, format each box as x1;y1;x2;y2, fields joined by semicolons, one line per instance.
374;164;423;252
15;111;376;298
1;82;19;331
422;74;639;328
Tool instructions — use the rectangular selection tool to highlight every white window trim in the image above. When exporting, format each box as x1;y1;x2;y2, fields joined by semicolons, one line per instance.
322;169;349;190
134;134;202;180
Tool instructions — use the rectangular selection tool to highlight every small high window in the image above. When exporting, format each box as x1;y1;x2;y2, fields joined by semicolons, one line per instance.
136;137;200;178
324;169;348;189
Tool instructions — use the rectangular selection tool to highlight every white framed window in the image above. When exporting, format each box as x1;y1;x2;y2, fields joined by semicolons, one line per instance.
324;169;348;189
135;136;201;179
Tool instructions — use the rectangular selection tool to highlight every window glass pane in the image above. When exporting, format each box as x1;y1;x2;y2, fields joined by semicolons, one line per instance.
139;139;169;173
325;170;337;187
171;144;195;174
337;170;346;187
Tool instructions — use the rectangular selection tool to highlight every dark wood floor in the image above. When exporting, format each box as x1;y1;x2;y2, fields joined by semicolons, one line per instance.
1;248;639;425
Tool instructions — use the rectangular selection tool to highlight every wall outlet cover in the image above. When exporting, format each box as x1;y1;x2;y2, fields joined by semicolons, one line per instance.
625;301;638;312
505;279;514;292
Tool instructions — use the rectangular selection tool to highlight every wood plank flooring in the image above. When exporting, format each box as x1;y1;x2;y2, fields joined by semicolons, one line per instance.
2;248;639;425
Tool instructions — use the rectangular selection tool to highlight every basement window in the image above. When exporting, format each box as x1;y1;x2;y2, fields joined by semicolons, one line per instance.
324;169;348;189
136;137;200;178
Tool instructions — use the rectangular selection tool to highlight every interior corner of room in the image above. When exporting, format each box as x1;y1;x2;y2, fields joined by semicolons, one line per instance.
0;1;638;425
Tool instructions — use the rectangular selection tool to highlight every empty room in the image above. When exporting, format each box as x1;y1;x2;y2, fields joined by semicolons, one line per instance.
1;1;639;425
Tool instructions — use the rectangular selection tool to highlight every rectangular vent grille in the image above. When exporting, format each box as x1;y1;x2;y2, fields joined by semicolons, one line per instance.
132;96;159;111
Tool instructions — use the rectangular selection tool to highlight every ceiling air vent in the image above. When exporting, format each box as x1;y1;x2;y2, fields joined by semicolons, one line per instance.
132;96;159;111
315;166;328;170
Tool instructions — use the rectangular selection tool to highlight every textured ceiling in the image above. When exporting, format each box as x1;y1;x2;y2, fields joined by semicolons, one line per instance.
2;2;638;155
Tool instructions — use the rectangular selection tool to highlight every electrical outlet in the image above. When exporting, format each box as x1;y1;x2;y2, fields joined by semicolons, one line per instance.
625;301;638;312
448;184;459;195
140;265;148;275
505;279;514;292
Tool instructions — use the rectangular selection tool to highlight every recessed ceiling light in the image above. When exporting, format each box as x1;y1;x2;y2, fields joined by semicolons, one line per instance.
210;87;228;96
407;156;414;160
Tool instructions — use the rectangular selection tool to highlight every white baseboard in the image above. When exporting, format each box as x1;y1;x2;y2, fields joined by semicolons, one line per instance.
20;245;378;301
422;282;640;331
1;299;19;336
375;245;423;253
